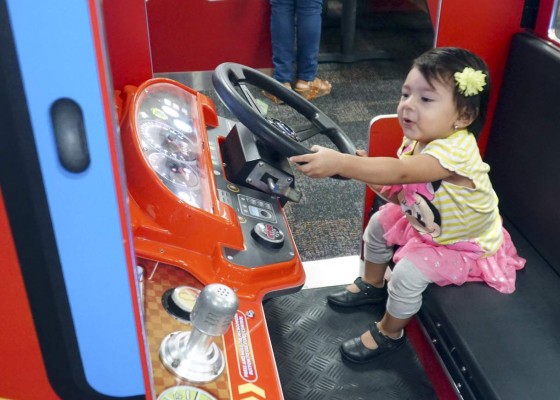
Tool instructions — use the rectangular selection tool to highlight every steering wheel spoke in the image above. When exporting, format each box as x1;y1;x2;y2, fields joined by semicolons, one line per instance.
237;82;267;117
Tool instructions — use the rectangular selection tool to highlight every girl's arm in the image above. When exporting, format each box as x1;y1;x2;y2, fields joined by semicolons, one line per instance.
289;145;453;185
354;150;399;204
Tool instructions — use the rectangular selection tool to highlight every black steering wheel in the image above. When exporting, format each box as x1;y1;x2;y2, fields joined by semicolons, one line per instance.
212;62;357;160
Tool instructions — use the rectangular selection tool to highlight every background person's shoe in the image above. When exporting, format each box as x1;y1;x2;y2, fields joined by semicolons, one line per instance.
294;77;331;100
327;277;388;307
262;82;292;104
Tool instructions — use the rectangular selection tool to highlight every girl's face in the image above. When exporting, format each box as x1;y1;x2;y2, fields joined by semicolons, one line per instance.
397;67;462;144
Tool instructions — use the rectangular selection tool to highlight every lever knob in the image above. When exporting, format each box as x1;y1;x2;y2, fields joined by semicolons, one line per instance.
191;284;239;336
159;283;239;383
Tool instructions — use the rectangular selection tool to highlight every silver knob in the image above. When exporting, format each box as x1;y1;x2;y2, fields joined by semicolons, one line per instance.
191;283;239;336
159;284;239;383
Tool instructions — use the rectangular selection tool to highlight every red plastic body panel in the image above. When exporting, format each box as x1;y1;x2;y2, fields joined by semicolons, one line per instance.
0;191;59;399
362;115;403;234
90;2;155;394
120;78;305;302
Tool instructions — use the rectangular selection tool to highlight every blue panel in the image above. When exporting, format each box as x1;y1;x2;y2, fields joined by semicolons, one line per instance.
6;0;145;396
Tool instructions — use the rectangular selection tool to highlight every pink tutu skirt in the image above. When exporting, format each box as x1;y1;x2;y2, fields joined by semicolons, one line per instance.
377;203;526;294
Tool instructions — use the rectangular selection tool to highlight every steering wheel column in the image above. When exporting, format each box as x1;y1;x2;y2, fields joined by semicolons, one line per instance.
221;122;302;204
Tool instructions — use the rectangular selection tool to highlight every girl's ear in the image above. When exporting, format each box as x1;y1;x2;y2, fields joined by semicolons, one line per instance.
455;107;478;129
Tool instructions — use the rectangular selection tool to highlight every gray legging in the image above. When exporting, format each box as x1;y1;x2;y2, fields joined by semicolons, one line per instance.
363;212;432;319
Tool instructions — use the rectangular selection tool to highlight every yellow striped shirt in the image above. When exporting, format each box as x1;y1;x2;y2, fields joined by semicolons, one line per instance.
398;130;503;255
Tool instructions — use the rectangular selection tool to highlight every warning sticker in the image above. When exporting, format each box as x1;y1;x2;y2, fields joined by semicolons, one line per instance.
233;311;257;382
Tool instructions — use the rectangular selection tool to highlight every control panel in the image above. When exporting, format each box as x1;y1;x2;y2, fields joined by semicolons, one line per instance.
208;117;295;267
119;78;303;292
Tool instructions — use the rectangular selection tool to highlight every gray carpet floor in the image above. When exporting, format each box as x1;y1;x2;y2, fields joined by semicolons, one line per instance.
281;60;410;262
205;10;433;261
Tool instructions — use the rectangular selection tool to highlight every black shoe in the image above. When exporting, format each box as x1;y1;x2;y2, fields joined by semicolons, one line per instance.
340;322;406;364
327;277;388;307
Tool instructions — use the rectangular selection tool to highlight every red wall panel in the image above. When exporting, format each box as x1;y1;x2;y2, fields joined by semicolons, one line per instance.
102;0;153;90
147;0;273;73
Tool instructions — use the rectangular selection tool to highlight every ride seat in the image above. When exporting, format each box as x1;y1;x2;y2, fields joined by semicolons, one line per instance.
419;32;560;399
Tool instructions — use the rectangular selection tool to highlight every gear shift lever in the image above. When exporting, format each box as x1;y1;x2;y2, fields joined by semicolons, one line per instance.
159;283;239;383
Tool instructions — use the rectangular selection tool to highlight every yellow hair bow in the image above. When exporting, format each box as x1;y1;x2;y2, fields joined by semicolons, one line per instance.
454;67;486;96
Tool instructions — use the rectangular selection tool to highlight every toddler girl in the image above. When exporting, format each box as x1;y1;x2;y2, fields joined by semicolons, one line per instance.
289;47;526;363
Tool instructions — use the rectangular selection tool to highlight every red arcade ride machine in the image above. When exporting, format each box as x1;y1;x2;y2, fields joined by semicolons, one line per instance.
7;0;552;397
0;1;356;398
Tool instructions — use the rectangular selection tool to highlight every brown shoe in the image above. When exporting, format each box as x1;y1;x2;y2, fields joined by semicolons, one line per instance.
294;77;332;100
262;82;292;104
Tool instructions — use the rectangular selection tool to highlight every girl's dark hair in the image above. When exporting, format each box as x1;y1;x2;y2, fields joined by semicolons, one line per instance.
412;47;491;137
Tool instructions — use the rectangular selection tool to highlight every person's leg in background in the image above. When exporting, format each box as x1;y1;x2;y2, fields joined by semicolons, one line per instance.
270;0;296;84
294;0;322;81
294;0;331;99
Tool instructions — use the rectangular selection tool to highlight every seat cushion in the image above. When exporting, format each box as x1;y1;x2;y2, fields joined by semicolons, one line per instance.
420;219;560;399
485;32;560;274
